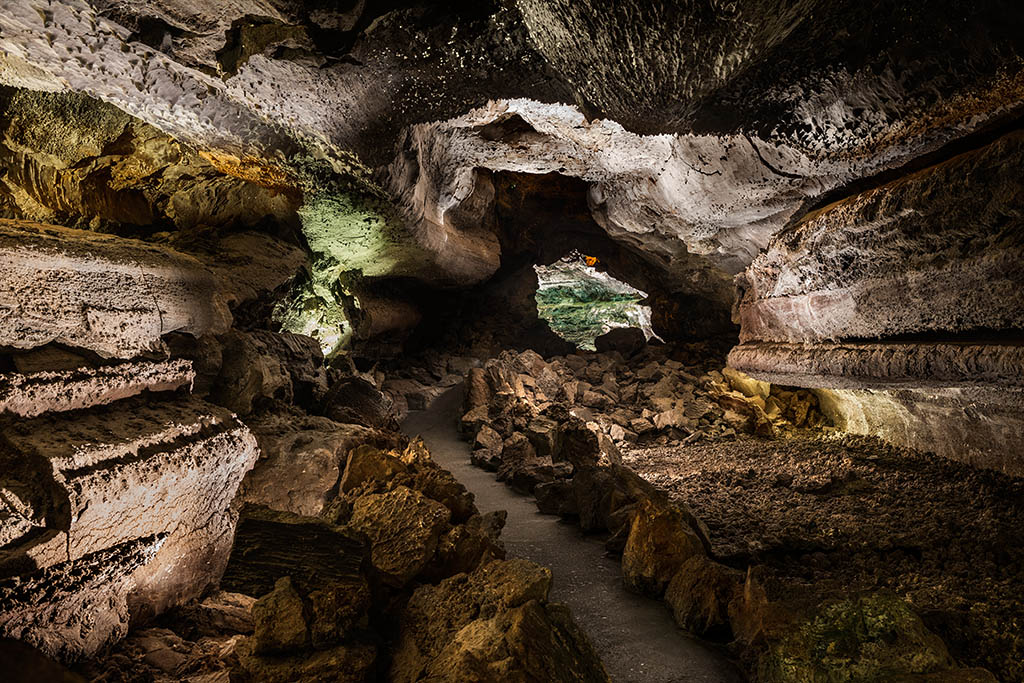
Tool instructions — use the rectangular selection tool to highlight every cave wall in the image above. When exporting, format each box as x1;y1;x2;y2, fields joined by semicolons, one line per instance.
0;219;270;660
729;131;1024;473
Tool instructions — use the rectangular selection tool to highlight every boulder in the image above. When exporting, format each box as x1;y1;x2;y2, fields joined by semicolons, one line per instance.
496;432;553;493
339;444;409;494
242;413;395;517
307;577;371;649
465;367;491;411
622;499;706;597
348;486;450;587
322;376;398;430
220;506;368;600
664;556;742;639
390;558;609;682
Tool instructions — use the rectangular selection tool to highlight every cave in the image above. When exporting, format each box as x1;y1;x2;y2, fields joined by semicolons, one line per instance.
0;2;1022;682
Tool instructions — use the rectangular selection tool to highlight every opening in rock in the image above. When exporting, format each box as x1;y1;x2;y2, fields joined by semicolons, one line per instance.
534;252;660;350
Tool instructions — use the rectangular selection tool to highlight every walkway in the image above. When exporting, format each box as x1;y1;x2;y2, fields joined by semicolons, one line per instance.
402;385;745;683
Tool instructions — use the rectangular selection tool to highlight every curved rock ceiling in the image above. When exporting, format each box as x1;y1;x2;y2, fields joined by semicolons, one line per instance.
3;1;1023;317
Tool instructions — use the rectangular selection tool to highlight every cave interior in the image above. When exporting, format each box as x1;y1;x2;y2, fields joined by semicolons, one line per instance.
0;1;1023;682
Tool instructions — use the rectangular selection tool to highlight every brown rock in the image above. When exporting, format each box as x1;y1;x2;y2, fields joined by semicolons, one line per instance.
308;577;371;649
236;638;377;683
252;577;308;655
242;412;394;517
665;555;742;638
622;499;706;597
465;367;491;411
323;376;398;430
348;486;450;587
340;444;409;494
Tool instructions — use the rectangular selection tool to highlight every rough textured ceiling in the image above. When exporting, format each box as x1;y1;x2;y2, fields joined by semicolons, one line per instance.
1;0;1023;326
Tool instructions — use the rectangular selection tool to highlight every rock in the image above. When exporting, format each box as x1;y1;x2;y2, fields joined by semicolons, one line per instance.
743;588;960;683
433;513;507;578
220;506;368;600
581;389;613;410
722;366;771;400
212;329;328;416
465;367;490;410
664;556;742;639
594;327;647;356
340;444;409;494
0;358;194;418
235;638;377;683
0;219;231;359
322;376;398;430
348;486;450;587
473;424;504;452
534;481;579;517
252;577;308;655
307;577;371;649
460;405;491;435
524;415;561;458
391;558;607;682
242;412;395;517
653;407;696;432
629;417;656;435
164;591;255;640
204;231;306;308
622;499;706;597
496;432;552;493
0;396;259;626
0;536;163;663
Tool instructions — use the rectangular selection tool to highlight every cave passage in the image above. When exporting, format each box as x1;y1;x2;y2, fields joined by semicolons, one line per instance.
1;3;1023;683
534;252;660;351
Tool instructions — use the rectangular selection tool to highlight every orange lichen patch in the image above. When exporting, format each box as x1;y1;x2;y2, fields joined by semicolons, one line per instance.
198;150;300;195
583;255;599;267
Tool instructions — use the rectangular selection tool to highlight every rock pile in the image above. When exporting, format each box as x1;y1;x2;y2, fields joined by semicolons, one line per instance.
459;344;995;682
80;441;609;682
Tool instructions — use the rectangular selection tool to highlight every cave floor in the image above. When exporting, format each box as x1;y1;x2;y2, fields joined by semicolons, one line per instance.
403;385;746;683
622;434;1024;680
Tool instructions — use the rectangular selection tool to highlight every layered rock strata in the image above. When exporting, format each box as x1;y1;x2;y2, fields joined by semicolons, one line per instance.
0;222;258;662
0;219;231;358
731;131;1024;472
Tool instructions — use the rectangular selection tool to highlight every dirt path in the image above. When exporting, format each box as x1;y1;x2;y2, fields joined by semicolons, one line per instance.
403;385;745;683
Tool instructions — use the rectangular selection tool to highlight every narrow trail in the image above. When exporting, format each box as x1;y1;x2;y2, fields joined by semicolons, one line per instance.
403;385;745;683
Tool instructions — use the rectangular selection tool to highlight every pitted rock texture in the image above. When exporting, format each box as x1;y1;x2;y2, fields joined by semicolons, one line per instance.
737;131;1024;344
0;535;165;663
240;412;397;517
0;358;194;418
0;219;231;358
0;395;259;633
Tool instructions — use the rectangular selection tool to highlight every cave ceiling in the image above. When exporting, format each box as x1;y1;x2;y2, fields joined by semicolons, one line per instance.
1;0;1023;319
